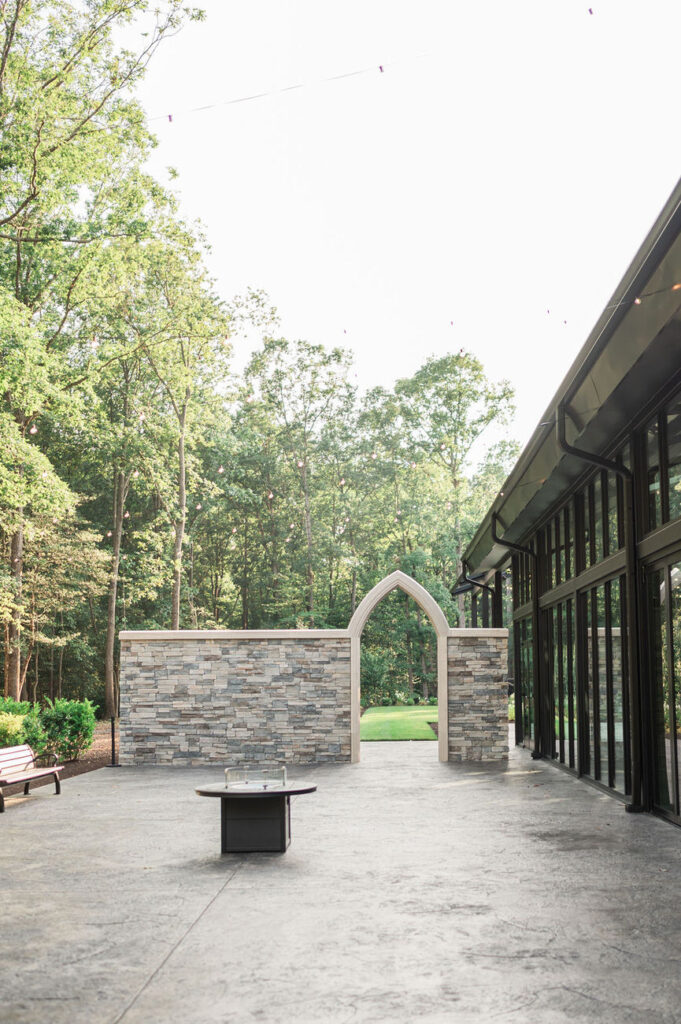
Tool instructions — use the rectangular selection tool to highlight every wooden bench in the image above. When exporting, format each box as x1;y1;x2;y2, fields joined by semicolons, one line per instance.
0;744;62;813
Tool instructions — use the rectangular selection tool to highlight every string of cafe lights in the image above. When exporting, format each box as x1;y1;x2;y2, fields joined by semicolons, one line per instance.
151;52;426;126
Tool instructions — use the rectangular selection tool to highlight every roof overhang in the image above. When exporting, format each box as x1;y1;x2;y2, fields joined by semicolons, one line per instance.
465;175;681;576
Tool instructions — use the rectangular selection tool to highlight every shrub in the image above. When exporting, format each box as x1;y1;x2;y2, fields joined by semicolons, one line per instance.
406;697;415;706
21;708;49;758
0;711;26;747
41;698;97;761
0;696;31;715
427;696;438;706
413;694;420;704
381;696;392;706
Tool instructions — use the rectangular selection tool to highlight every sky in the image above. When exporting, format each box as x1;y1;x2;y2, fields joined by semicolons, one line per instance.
131;0;681;451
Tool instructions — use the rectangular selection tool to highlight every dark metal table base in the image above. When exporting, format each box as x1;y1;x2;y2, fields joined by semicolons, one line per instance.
220;793;291;853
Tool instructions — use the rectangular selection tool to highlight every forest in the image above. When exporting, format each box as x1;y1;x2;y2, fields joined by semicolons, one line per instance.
0;0;518;717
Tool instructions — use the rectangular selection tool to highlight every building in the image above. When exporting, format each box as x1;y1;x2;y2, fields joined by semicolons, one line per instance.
463;175;681;827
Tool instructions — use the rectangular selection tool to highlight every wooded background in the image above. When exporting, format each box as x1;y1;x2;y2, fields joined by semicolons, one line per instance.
0;1;518;715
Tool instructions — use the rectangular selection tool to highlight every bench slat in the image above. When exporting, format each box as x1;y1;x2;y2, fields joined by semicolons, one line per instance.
0;749;34;765
0;766;62;784
0;744;33;758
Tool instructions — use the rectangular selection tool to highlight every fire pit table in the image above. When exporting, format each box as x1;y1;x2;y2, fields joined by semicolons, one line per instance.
196;768;316;854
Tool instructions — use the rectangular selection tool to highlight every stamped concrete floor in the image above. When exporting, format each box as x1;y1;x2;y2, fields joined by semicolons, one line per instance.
3;734;681;1024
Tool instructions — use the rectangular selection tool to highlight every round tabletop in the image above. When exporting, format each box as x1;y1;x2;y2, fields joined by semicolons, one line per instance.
196;783;317;799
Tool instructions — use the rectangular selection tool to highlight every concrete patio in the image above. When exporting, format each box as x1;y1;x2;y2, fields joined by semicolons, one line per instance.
2;734;681;1024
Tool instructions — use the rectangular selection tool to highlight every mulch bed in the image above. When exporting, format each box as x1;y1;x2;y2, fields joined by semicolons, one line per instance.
1;721;117;801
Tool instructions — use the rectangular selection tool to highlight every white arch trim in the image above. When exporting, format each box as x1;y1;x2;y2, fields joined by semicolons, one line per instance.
348;570;450;638
348;571;450;764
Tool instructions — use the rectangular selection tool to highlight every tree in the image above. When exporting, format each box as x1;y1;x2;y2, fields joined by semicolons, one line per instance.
395;352;516;624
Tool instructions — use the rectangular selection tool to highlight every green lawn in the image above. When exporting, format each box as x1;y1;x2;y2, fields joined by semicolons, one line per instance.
360;705;438;741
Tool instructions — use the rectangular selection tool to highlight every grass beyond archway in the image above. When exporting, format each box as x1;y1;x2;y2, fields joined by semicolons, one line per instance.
360;705;438;741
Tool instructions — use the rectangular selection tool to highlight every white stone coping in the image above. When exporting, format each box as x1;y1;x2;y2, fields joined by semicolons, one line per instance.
119;627;508;641
119;629;350;640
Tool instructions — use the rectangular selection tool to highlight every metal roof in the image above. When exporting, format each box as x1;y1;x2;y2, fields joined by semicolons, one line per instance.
464;175;681;577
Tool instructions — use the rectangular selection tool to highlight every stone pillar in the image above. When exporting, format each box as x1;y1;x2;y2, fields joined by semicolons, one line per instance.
447;630;508;762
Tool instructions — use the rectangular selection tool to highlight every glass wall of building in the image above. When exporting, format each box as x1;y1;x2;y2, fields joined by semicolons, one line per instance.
507;379;681;820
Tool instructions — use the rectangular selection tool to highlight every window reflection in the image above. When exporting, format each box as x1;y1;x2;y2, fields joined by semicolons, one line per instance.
647;417;662;531
649;568;674;812
666;400;681;523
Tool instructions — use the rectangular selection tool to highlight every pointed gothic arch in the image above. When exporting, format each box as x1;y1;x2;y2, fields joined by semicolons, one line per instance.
347;570;450;762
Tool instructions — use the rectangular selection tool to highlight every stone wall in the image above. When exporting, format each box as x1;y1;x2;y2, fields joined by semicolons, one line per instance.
447;633;508;762
119;636;351;766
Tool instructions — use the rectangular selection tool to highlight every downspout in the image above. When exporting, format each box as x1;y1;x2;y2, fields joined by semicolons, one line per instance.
461;560;495;595
492;512;543;760
556;402;644;812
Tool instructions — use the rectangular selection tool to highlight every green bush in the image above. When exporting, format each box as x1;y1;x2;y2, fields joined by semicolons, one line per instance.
0;696;31;715
405;697;415;706
381;696;392;706
41;698;97;761
0;711;26;747
21;708;49;757
427;696;438;706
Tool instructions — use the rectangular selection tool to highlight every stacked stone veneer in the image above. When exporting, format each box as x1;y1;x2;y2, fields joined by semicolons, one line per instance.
447;632;508;762
119;636;351;766
119;626;508;766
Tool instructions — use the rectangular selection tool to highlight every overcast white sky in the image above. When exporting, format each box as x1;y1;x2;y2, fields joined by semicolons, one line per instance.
132;0;681;450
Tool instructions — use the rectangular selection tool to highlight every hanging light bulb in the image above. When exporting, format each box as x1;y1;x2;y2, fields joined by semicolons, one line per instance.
297;460;304;468
340;478;345;486
268;492;274;499
29;424;38;434
107;531;112;537
123;511;130;519
196;503;202;510
132;469;139;479
218;466;224;474
232;526;237;534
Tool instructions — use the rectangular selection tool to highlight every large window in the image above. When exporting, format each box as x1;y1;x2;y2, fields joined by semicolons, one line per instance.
581;577;630;793
644;388;681;533
547;600;577;769
515;616;534;747
647;559;681;822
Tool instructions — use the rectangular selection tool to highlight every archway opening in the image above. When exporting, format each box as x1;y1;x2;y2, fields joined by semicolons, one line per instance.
359;588;439;747
348;571;450;762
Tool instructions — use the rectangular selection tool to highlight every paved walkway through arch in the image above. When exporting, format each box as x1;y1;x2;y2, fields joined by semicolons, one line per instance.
3;734;681;1023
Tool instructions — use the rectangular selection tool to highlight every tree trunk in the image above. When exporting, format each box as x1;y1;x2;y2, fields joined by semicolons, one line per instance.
30;641;39;703
416;608;429;700
57;611;64;699
241;518;249;629
301;462;314;618
3;623;9;697
105;468;127;719
6;523;24;700
404;593;414;694
171;409;187;629
350;569;357;614
188;540;198;628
